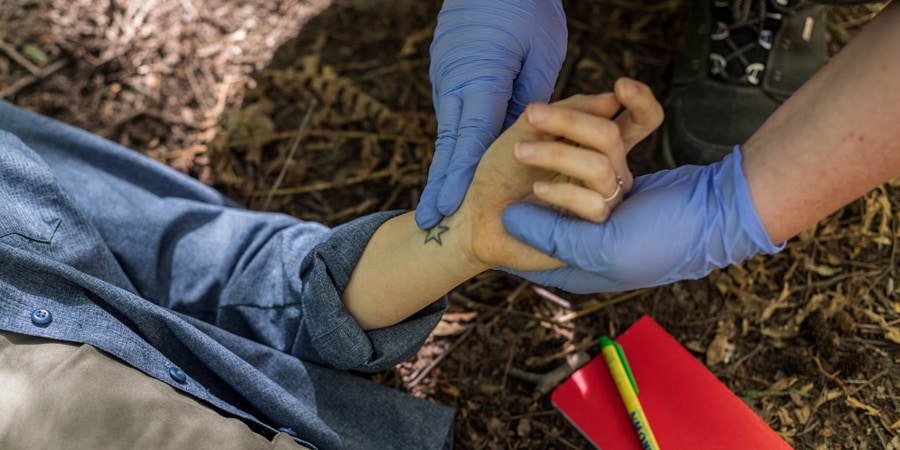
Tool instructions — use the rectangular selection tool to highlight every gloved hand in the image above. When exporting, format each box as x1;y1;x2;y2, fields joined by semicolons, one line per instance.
415;0;568;229
501;147;785;293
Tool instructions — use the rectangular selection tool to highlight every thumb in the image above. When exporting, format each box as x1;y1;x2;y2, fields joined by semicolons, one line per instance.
613;78;665;152
415;177;447;229
502;203;564;256
502;203;609;270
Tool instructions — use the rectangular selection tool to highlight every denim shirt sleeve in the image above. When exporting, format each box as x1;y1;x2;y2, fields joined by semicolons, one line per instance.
216;211;447;373
0;121;454;448
1;99;446;375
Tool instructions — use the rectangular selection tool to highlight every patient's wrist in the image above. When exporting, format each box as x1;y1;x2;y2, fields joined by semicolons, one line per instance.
428;204;491;274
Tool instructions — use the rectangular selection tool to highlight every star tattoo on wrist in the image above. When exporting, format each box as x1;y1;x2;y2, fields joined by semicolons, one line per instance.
424;224;450;246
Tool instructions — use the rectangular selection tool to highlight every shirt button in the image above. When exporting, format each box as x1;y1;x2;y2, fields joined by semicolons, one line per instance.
31;308;53;325
168;366;188;384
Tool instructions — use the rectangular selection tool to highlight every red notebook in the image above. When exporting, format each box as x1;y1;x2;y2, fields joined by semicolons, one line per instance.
551;315;791;449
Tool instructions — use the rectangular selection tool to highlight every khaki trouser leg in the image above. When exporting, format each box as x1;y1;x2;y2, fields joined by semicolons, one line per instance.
0;331;307;450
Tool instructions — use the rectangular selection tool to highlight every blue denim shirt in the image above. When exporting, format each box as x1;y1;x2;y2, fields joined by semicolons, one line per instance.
0;101;453;450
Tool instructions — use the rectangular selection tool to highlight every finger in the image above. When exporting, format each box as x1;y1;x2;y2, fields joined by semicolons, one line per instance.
506;94;621;137
436;164;479;217
525;103;624;158
502;202;609;269
503;202;661;294
501;55;558;132
504;10;568;129
513;141;623;195
436;88;509;216
523;104;630;188
532;180;614;223
415;176;447;229
613;77;665;152
415;94;465;229
551;93;622;120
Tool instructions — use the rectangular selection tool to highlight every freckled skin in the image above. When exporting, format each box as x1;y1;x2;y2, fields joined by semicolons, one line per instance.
741;1;900;244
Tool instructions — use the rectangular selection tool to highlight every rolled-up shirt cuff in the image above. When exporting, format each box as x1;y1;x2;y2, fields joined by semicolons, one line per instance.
294;211;447;372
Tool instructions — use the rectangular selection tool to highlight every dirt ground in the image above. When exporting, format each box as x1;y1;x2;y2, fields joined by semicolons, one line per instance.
2;0;898;448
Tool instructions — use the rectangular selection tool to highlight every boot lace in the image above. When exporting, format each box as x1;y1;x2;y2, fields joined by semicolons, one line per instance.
709;0;789;86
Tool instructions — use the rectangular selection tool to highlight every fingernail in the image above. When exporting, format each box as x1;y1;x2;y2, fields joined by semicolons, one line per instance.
533;180;549;195
514;142;533;159
528;103;548;123
618;78;636;98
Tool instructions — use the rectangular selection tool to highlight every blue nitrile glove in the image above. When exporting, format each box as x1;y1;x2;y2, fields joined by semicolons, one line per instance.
415;0;568;229
501;147;785;294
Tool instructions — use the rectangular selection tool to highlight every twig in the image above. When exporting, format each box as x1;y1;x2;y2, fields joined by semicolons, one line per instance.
505;280;532;304
742;389;812;400
97;107;148;138
729;342;764;375
500;339;518;395
848;369;890;398
867;415;889;449
226;129;431;148
526;339;597;367
813;355;849;397
261;100;317;210
0;40;42;75
254;163;423;197
797;417;821;437
528;419;585;450
508;351;591;395
557;289;650;322
0;58;68;98
790;269;882;295
398;25;434;99
532;286;572;309
407;324;475;388
506;410;560;421
449;292;566;324
882;379;900;428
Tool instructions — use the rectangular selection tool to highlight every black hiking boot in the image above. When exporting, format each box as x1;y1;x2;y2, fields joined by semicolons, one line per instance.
662;0;827;167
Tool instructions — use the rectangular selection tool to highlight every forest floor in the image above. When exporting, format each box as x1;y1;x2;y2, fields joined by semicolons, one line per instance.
2;0;898;448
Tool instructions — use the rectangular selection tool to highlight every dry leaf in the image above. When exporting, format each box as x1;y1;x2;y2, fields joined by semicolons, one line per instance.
440;384;460;398
706;319;735;366
516;419;532;437
795;405;811;425
776;407;794;427
815;388;843;409
887;435;900;450
810;264;840;277
885;327;900;345
684;340;705;354
846;396;882;416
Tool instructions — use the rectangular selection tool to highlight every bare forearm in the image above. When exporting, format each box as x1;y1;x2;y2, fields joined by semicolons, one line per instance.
742;2;900;244
342;212;487;330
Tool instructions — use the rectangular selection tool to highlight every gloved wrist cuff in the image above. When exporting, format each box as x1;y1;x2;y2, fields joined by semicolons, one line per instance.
730;145;786;255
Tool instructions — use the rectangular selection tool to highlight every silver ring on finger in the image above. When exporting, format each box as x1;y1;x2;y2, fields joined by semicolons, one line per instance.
603;175;624;203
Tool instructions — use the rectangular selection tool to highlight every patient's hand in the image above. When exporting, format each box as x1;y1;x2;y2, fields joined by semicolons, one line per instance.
343;78;662;330
449;78;663;271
